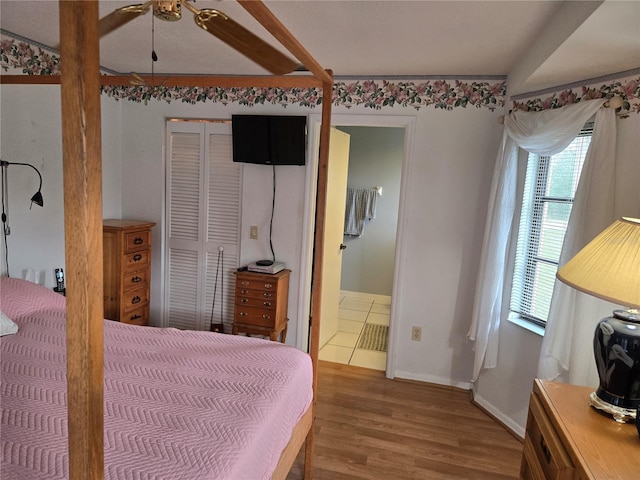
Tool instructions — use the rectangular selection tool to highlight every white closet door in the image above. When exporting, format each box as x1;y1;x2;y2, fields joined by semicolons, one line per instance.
165;121;241;331
203;131;241;332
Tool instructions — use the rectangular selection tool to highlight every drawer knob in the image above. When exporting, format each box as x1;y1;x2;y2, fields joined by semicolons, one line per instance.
133;254;142;262
241;298;248;304
263;292;272;298
132;296;141;304
130;314;142;320
240;289;249;294
263;283;273;289
262;314;271;320
240;312;247;317
132;276;142;283
241;281;250;287
134;237;143;245
263;301;272;307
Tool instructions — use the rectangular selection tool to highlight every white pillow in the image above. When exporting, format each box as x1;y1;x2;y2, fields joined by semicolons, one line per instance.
0;310;18;336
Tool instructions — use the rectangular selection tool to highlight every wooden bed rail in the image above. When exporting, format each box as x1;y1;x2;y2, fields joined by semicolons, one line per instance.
0;74;323;89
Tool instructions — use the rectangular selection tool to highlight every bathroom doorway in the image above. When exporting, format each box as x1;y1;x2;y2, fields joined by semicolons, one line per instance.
318;126;404;371
298;114;415;378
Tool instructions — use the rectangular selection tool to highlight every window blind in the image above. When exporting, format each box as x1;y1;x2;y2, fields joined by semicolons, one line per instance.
510;125;592;326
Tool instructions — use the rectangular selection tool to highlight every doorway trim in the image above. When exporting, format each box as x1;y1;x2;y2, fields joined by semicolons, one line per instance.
297;113;417;379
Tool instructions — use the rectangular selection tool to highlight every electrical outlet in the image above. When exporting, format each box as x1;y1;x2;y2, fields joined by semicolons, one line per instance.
250;225;258;239
411;326;422;341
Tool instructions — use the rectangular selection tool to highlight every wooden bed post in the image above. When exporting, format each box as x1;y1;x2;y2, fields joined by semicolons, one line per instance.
304;72;334;478
237;3;335;477
58;1;105;479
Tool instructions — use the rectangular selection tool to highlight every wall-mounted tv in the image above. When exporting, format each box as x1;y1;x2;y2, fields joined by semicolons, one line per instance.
231;115;307;166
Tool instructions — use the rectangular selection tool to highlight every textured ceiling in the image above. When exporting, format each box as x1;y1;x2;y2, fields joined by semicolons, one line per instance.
1;1;638;93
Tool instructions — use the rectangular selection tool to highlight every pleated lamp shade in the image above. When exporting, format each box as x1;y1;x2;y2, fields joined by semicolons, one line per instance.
556;217;640;309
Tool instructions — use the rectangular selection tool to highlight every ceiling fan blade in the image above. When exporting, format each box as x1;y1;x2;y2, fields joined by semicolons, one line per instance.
99;2;153;38
194;9;301;75
130;72;147;86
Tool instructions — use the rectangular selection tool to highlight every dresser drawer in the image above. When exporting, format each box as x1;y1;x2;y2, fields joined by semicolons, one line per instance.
235;294;276;310
122;286;149;312
124;250;150;272
236;287;277;301
235;306;280;328
120;305;148;326
522;393;574;480
124;230;151;253
122;268;149;291
236;277;279;290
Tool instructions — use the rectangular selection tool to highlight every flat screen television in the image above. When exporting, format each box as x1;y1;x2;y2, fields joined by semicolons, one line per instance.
231;115;307;166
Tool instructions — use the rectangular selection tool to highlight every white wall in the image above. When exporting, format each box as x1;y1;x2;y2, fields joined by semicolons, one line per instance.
0;85;122;287
384;106;499;387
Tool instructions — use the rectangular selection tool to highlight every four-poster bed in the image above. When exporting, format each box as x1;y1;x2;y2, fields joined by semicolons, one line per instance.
0;1;333;478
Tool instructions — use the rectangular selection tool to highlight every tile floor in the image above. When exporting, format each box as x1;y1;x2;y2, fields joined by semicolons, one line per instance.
318;290;391;371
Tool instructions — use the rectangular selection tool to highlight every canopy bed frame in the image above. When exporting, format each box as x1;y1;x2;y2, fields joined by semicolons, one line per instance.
1;1;332;478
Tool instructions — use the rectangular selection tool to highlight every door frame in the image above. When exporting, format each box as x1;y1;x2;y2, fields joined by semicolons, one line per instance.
297;113;417;378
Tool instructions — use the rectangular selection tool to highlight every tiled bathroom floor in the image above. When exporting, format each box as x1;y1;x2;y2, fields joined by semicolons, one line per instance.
318;290;391;371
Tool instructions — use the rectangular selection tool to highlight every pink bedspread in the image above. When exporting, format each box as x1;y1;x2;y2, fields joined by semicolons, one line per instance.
0;278;313;479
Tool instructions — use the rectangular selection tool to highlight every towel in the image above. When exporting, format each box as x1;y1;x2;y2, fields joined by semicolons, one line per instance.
344;187;378;237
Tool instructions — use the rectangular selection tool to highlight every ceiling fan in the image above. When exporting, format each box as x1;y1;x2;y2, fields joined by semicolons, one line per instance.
99;0;302;75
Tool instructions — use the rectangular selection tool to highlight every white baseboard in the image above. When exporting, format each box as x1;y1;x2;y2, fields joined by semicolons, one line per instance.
392;370;472;391
472;392;526;439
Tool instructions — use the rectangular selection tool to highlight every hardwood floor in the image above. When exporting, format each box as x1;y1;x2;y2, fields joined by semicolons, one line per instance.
287;361;523;479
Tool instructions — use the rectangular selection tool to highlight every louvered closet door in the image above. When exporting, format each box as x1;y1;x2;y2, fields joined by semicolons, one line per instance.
165;121;242;331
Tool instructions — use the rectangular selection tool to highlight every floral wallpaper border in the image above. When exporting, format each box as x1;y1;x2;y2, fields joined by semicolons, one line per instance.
511;70;640;118
2;37;638;116
1;38;505;111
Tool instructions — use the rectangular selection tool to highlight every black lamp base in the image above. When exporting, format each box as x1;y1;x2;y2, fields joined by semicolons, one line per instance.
591;309;640;423
589;391;636;423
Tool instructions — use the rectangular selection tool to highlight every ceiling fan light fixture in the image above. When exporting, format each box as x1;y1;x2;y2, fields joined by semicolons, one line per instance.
118;3;153;16
154;0;182;21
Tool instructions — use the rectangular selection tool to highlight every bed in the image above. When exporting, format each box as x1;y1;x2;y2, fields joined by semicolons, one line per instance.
0;277;313;479
1;1;333;478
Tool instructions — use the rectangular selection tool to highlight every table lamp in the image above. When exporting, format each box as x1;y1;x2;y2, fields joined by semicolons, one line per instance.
556;217;640;423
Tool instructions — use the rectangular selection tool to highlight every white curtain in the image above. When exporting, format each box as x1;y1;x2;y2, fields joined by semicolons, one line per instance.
468;99;613;382
538;106;618;385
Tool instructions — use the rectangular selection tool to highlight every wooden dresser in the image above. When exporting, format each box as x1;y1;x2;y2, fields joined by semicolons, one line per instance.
521;379;638;480
232;269;290;343
103;219;156;326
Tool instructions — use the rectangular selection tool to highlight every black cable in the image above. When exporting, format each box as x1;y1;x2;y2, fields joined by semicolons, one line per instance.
269;166;276;262
1;166;9;276
210;248;224;332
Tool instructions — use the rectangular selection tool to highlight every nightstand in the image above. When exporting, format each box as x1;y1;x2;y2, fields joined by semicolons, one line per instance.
232;269;290;343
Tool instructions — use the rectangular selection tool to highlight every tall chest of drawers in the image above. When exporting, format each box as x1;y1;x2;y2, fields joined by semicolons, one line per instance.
233;269;290;343
103;220;156;326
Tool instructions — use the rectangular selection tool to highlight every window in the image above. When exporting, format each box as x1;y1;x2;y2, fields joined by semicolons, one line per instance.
510;124;593;327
